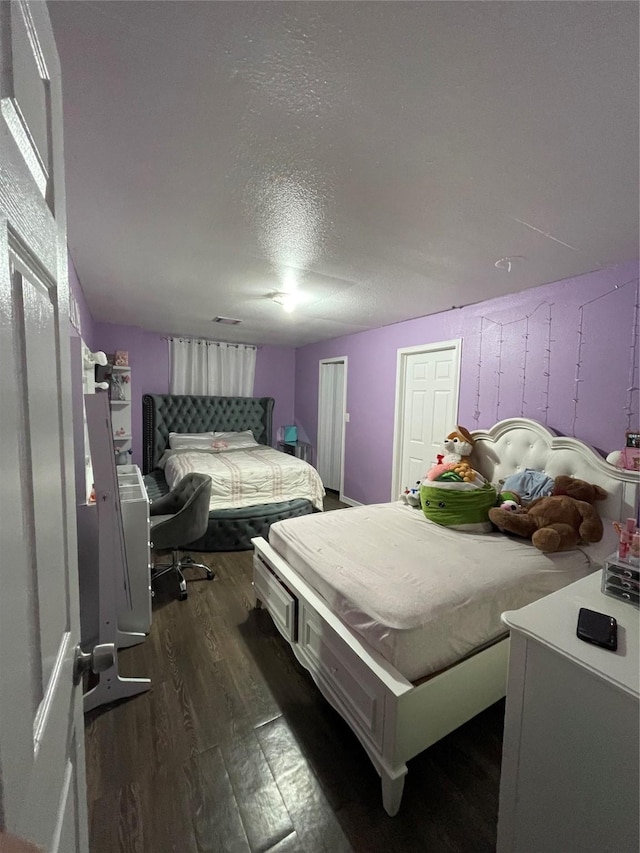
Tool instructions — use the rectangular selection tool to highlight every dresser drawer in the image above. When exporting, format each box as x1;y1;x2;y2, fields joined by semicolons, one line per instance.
253;556;297;642
299;602;385;750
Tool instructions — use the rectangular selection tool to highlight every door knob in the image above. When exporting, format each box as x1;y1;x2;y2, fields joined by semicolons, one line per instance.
73;643;115;684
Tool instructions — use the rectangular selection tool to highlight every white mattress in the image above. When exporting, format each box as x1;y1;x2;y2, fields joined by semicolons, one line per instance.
268;502;615;681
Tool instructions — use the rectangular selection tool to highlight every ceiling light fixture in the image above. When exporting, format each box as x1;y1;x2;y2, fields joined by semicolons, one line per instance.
271;291;300;313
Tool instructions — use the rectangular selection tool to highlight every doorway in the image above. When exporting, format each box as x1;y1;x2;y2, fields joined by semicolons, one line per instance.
317;357;347;498
391;340;462;500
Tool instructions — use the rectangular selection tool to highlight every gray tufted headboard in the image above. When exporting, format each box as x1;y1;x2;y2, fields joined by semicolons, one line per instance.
142;394;274;474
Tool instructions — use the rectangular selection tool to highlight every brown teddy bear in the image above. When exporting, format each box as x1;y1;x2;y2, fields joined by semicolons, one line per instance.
488;475;607;552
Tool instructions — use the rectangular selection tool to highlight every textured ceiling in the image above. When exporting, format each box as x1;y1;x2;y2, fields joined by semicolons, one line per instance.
49;1;639;347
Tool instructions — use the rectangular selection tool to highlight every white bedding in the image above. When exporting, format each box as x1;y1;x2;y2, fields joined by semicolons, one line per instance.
268;502;615;681
161;446;325;511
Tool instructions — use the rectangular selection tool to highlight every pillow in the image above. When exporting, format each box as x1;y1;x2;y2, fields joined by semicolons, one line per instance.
168;431;215;450
210;430;259;451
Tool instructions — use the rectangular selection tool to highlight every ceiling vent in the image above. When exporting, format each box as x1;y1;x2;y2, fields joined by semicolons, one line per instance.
212;316;242;325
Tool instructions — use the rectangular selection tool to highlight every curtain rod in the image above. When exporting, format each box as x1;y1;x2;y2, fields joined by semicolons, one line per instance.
164;336;259;349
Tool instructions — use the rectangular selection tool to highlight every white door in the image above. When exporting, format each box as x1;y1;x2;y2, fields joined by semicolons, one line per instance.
392;341;461;499
0;3;88;851
317;358;346;493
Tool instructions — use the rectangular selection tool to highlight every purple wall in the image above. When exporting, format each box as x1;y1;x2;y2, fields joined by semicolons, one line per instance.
295;261;640;505
93;323;169;468
253;345;296;442
92;323;296;468
68;253;96;348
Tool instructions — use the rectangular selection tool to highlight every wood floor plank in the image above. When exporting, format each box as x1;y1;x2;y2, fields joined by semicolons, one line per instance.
255;716;353;853
89;781;145;853
88;787;119;853
220;727;295;853
183;746;251;853
135;764;199;853
263;832;303;853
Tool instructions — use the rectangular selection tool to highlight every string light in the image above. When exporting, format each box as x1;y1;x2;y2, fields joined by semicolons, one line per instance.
473;318;485;428
571;277;638;436
473;281;633;433
476;301;553;426
625;288;640;431
520;319;530;417
541;306;553;425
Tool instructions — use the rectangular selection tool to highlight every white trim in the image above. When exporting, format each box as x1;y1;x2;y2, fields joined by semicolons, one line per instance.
1;97;48;197
317;356;348;502
339;495;362;508
391;339;462;501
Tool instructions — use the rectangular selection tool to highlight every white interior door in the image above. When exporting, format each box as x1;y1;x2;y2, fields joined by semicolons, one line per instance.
317;359;346;493
392;341;461;499
0;2;88;851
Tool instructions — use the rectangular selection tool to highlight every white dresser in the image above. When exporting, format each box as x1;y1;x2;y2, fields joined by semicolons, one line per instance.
497;571;639;853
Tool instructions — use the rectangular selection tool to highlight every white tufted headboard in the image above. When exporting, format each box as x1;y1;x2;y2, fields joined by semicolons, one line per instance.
471;418;639;522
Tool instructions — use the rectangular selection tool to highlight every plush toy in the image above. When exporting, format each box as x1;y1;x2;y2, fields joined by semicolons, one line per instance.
488;475;607;552
499;499;520;512
427;425;477;483
400;481;422;507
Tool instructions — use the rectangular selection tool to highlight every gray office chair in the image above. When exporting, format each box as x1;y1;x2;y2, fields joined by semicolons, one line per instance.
149;473;213;601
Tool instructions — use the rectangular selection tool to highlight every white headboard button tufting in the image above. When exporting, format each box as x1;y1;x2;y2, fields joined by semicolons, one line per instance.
471;418;639;522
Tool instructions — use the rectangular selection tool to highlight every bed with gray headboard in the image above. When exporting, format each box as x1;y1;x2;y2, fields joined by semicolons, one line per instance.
142;394;315;550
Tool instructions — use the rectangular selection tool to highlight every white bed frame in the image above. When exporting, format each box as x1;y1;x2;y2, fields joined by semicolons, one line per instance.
252;418;639;816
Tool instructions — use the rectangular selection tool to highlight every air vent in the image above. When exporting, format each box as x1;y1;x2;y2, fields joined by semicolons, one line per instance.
212;316;242;325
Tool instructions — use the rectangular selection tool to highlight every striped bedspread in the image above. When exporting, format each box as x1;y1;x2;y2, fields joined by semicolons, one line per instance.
161;447;325;511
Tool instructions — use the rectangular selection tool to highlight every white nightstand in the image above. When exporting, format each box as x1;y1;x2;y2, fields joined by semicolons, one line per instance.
497;571;639;853
277;440;312;463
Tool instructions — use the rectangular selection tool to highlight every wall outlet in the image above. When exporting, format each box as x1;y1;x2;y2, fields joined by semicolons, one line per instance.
345;412;350;422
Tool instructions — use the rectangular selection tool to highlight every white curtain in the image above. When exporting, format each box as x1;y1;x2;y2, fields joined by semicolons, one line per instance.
169;338;256;396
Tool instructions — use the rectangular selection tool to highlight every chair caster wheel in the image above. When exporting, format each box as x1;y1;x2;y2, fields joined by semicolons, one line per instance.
178;590;188;601
207;573;214;581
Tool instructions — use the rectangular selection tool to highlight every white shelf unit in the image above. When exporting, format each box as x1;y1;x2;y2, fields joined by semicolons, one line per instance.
109;364;132;463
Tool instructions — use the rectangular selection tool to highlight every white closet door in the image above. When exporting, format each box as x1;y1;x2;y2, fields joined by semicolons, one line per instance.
394;341;461;499
317;361;345;492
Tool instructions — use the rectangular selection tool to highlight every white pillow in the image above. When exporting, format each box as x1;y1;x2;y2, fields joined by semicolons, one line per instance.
211;430;259;451
168;431;215;450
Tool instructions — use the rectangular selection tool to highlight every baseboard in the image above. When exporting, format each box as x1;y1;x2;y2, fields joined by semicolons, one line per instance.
339;494;362;507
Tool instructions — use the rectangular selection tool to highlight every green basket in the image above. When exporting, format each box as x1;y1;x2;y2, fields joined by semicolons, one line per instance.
420;481;497;532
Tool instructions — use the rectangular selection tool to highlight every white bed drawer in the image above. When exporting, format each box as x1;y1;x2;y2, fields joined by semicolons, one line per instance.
253;555;297;643
299;602;386;750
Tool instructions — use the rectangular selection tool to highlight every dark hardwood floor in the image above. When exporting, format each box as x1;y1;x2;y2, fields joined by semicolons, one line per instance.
85;496;505;853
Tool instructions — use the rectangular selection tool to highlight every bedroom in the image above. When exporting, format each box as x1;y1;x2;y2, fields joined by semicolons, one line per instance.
0;2;638;852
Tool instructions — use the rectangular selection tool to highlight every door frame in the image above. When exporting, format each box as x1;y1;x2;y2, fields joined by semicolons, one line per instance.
391;339;462;501
317;356;348;501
